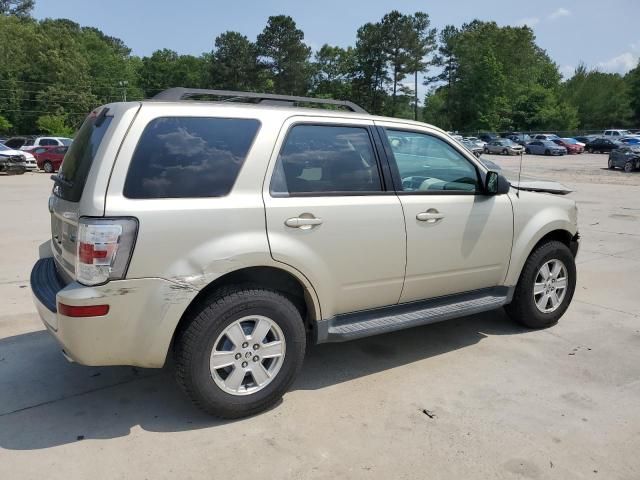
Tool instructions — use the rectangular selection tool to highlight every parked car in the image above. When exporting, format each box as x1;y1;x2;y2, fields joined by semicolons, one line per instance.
534;134;560;141
483;139;524;155
31;88;579;418
460;139;483;157
574;135;597;145
0;148;27;174
507;133;532;146
552;139;583;154
32;145;68;172
603;129;630;138
526;140;567;156
464;136;486;148
607;146;640;172
4;135;72;151
0;143;36;170
585;137;621;153
620;136;640;145
478;133;499;143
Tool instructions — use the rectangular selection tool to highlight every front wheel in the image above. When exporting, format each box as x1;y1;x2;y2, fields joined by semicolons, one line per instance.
505;240;576;329
174;287;306;418
608;158;615;169
502;148;508;155
525;148;531;154
43;161;54;173
624;161;633;173
544;149;551;156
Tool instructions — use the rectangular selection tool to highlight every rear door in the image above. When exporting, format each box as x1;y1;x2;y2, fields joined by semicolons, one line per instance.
263;117;406;318
376;123;513;303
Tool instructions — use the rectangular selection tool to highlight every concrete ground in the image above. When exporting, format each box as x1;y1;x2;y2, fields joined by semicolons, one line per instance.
1;153;639;479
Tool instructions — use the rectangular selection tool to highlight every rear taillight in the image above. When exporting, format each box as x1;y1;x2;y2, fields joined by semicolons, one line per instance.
76;217;138;286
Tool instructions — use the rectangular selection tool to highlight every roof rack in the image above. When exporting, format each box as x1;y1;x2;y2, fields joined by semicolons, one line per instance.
151;88;368;114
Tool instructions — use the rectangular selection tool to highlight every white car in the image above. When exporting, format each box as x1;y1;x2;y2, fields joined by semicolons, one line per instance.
603;129;631;138
465;136;487;148
0;143;36;170
534;134;560;141
3;136;72;152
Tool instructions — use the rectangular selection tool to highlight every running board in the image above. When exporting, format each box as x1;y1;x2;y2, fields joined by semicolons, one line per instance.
315;286;514;344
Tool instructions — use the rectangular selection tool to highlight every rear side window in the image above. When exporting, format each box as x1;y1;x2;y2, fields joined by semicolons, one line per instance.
54;111;112;202
124;117;260;199
270;124;382;196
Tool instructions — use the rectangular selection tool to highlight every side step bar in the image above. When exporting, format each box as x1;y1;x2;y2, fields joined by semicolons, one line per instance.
315;286;514;344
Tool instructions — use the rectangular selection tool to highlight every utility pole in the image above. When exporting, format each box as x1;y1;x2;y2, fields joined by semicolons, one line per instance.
118;80;129;102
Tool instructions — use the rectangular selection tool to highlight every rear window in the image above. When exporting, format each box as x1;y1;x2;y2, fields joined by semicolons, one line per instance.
124;117;260;199
54;111;112;202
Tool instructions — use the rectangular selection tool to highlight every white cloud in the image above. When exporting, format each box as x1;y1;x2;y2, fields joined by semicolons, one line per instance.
549;8;571;20
596;52;639;74
516;17;540;27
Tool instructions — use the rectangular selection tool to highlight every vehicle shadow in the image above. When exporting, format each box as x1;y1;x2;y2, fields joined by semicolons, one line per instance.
0;309;526;450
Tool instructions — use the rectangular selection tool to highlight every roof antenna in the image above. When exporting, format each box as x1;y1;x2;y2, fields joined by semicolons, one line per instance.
516;139;524;198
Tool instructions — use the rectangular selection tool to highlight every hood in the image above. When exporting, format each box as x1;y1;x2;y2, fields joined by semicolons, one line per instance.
511;180;572;195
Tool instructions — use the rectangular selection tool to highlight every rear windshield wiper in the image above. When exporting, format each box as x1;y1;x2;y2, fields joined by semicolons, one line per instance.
50;174;73;189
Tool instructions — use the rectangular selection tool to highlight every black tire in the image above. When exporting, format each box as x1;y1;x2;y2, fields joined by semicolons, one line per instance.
607;158;615;169
483;147;489;154
505;240;576;329
174;287;306;418
624;161;633;173
544;149;551;156
43;161;54;173
525;148;531;154
502;148;508;155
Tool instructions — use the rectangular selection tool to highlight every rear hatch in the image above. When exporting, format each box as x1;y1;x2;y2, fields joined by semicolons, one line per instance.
50;108;115;282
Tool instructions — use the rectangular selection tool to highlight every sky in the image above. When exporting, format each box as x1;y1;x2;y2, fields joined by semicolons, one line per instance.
33;0;640;82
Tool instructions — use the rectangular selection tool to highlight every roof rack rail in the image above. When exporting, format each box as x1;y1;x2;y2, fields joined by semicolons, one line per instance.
151;88;368;114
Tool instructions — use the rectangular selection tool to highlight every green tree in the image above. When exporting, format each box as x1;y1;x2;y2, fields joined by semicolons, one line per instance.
0;0;34;17
210;31;264;91
380;11;413;116
353;22;389;114
36;114;74;136
625;61;640;126
0;114;11;133
138;48;208;97
312;44;355;99
256;15;312;95
405;12;436;120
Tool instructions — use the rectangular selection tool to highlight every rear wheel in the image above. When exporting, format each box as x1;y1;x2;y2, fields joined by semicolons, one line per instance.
43;161;54;173
544;149;551;156
608;158;615;169
624;161;634;173
174;287;306;418
502;148;508;155
525;148;531;154
505;240;576;329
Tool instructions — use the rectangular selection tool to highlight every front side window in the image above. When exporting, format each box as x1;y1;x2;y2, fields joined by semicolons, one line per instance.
270;124;382;195
384;129;479;193
124;117;260;199
40;138;57;146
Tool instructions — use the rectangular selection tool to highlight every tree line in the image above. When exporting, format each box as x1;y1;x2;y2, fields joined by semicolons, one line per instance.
1;1;639;136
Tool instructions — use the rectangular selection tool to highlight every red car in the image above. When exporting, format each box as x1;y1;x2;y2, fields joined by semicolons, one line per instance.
32;145;68;172
552;139;584;154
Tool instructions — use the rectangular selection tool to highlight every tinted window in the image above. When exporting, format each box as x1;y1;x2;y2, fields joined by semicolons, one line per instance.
385;130;479;192
270;125;382;195
54;112;112;202
4;138;24;149
40;138;58;146
124;117;260;199
34;147;47;154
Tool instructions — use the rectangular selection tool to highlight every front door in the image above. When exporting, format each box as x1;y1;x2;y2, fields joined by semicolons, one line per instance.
263;119;407;318
377;124;513;303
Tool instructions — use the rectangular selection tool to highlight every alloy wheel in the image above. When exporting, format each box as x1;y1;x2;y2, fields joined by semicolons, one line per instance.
533;259;568;313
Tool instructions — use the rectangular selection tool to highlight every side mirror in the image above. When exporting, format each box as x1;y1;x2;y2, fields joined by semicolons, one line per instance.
485;171;510;195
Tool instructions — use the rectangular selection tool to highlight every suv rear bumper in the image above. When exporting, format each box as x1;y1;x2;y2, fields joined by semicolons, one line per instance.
30;257;198;368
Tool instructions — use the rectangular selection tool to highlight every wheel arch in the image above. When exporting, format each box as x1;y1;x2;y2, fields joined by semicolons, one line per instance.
169;265;321;356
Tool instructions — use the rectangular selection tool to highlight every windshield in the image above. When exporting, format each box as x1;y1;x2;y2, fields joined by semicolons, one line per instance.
54;110;112;202
562;138;577;144
59;138;72;146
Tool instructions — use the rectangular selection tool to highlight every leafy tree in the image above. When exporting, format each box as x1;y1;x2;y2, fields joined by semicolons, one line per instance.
211;31;264;91
36;114;74;136
256;15;312;95
404;12;436;120
138;49;209;97
380;11;413;116
0;114;11;133
353;22;389;114
0;0;33;17
312;44;355;99
625;61;640;125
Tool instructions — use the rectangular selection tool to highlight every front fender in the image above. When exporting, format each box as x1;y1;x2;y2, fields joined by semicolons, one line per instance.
505;191;578;286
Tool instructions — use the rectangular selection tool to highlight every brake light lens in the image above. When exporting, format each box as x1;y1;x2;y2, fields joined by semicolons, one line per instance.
76;217;138;285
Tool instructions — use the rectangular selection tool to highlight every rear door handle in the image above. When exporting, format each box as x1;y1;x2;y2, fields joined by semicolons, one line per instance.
416;210;444;223
285;216;323;229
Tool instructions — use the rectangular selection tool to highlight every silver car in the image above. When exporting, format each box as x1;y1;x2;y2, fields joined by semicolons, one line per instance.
30;88;579;418
484;139;524;155
526;140;567;156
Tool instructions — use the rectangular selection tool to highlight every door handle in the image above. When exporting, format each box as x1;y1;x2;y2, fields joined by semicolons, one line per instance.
416;210;444;223
285;216;323;229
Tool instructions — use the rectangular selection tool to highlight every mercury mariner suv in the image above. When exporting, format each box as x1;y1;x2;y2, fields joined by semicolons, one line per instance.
31;88;579;418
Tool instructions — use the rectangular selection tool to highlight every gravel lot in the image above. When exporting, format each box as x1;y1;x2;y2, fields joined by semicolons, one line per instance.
1;153;639;479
